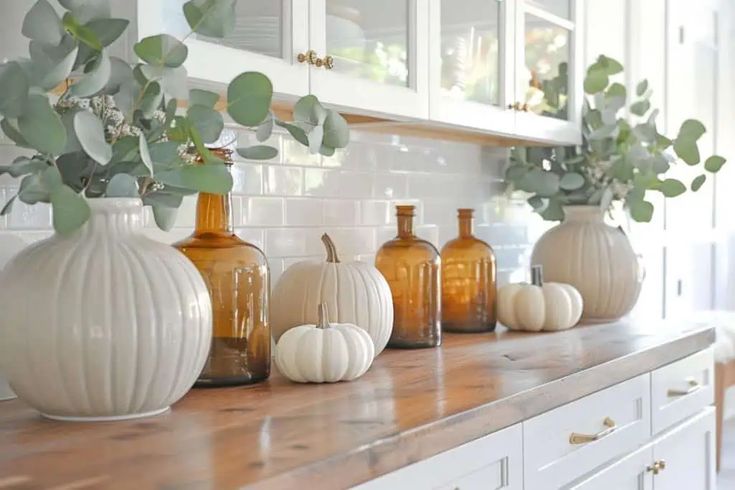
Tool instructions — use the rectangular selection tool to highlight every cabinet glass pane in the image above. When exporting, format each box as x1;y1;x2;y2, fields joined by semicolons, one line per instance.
526;0;570;19
440;0;501;106
523;14;570;120
198;0;283;59
326;0;409;87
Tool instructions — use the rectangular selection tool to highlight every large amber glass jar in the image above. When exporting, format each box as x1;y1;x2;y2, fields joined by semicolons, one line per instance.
174;150;270;386
441;209;496;332
375;205;441;348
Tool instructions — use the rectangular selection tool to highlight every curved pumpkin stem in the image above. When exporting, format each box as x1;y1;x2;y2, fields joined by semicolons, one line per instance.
317;303;331;329
531;265;544;286
321;233;340;263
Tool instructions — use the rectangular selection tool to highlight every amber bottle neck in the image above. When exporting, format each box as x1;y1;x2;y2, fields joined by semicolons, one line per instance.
397;215;414;238
194;192;234;236
458;216;473;238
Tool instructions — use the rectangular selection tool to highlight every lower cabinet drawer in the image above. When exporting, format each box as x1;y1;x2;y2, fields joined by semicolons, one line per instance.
353;423;523;490
565;443;654;490
523;374;651;490
651;347;714;434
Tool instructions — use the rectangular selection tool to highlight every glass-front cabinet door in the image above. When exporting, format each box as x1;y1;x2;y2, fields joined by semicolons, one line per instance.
428;0;515;134
512;0;582;144
139;0;310;97
307;0;429;118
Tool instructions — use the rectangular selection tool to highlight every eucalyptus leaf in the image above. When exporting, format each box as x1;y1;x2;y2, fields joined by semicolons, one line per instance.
151;204;178;231
559;172;585;191
187;104;224;143
85;18;130;47
189;88;220;108
322;110;349;149
584;66;608;94
74;110;112;165
704;155;726;173
1;118;32;148
18;95;66;155
256;114;274;142
62;13;102;51
276;121;308;146
0;157;47;178
139;133;154;175
22;0;63;45
629;199;654;222
138;81;163;117
606;82;626;99
227;72;273;126
69;50;111;97
18;173;50;204
630;100;650;116
658;178;686;197
294;95;327;126
183;0;237;38
307;125;324;154
51;184;90;234
140;64;188;100
636;79;648;97
134;34;188;68
691;174;706;191
540;198;564;221
673;138;701;165
30;43;78;91
106;174;139;197
156;163;233;194
236;145;278;160
0;62;29;117
0;195;16;216
678;119;707;141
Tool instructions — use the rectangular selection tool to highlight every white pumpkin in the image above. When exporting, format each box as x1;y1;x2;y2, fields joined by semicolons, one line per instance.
271;233;393;356
275;304;375;383
498;266;583;332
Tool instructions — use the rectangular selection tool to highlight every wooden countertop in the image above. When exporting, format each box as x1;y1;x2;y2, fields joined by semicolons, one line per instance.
0;320;714;489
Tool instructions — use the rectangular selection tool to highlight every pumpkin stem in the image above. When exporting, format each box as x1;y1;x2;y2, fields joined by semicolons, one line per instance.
321;233;340;263
317;303;331;329
531;265;544;286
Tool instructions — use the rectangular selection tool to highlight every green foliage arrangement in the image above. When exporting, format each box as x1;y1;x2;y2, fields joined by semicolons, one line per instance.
0;0;349;233
505;55;725;222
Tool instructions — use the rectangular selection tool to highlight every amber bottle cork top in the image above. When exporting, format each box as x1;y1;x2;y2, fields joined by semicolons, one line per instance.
396;205;416;216
457;208;474;217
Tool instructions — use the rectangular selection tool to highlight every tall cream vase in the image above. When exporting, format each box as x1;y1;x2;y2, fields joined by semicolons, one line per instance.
530;205;643;322
0;198;212;421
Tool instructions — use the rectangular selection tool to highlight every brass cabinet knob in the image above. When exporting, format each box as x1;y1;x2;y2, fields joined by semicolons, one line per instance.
297;49;318;65
323;55;334;69
507;102;523;111
647;460;667;475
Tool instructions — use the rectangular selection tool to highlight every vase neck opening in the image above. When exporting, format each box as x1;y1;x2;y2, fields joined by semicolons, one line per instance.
86;198;145;233
457;208;474;238
194;192;234;237
563;206;604;223
396;205;415;238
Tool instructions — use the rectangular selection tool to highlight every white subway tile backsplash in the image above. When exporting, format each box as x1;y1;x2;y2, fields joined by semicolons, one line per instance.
246;197;284;226
284;198;324;226
323;199;360;226
265;165;302;196
0;126;532;284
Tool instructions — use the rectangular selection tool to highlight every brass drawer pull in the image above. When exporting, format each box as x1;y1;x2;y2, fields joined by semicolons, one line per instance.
569;417;617;444
647;459;667;475
667;378;700;397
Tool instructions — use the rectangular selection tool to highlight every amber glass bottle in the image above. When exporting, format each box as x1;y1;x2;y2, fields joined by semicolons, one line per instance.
174;149;270;386
441;209;496;332
375;205;441;348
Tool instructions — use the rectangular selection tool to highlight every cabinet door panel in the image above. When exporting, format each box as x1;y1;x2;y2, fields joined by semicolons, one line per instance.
428;0;515;134
309;0;429;118
139;0;310;95
566;445;654;490
652;408;716;490
512;0;582;144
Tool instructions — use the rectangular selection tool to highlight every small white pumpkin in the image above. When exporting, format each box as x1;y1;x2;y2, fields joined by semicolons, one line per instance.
271;233;393;357
498;266;583;332
275;304;375;383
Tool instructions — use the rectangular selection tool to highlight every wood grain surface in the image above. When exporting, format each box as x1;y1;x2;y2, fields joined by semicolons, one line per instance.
0;320;715;489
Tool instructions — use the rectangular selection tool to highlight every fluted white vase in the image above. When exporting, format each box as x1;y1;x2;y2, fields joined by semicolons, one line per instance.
531;206;643;322
0;198;212;421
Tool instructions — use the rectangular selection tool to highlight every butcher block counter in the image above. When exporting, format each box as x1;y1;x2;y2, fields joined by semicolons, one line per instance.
0;321;716;489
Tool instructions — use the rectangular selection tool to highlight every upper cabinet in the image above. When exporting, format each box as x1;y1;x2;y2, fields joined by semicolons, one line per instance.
139;0;583;145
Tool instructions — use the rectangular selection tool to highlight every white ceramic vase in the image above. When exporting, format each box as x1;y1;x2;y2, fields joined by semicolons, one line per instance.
0;198;212;421
530;206;643;322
